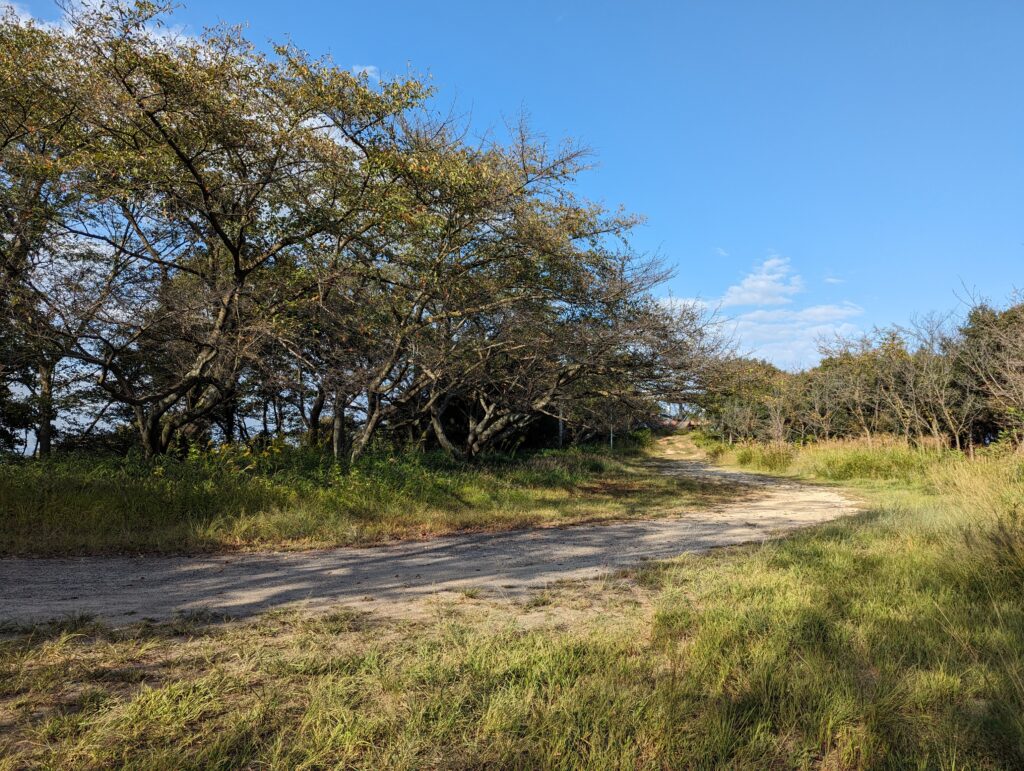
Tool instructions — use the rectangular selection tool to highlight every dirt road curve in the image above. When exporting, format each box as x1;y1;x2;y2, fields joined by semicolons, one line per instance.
0;448;859;625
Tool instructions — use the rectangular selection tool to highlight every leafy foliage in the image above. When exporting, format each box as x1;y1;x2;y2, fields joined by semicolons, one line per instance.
0;2;715;462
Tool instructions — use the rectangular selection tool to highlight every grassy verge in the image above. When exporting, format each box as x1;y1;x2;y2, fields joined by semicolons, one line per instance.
692;432;958;483
2;435;1024;767
0;434;742;556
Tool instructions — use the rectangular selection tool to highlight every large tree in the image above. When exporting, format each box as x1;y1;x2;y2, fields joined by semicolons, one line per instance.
48;2;426;456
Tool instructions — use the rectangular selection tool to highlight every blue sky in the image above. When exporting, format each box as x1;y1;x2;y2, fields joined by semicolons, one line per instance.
15;1;1023;368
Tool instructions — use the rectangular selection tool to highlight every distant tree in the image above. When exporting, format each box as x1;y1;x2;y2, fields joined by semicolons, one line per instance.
959;301;1024;444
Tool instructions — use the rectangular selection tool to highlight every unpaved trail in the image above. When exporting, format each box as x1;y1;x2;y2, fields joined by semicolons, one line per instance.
0;440;859;625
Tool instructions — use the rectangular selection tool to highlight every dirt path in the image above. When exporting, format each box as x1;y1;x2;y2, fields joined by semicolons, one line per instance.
0;443;859;625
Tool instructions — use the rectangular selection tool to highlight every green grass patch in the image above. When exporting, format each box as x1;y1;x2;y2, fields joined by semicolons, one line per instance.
735;443;796;473
719;435;954;485
0;437;738;556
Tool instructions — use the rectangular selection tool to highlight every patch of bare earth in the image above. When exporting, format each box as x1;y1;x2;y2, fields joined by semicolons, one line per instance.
0;436;859;626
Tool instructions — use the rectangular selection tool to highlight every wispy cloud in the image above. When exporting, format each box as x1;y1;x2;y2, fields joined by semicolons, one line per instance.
4;2;192;40
729;302;863;369
824;276;844;285
1;2;34;22
661;255;863;369
660;296;709;314
721;255;804;308
352;64;380;81
715;247;729;257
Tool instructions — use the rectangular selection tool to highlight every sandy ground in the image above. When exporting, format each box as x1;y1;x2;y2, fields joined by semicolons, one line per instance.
0;444;859;626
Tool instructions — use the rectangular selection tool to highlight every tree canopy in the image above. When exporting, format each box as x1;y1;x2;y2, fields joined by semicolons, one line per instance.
0;1;714;460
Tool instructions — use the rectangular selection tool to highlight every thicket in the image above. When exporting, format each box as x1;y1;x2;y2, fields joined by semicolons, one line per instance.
0;2;715;465
697;301;1024;451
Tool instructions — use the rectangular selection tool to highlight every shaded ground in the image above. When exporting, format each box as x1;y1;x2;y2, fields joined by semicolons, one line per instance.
0;439;858;625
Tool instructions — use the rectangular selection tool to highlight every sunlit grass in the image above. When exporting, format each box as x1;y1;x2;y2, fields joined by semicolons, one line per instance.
0;436;740;556
2;436;1024;767
697;433;951;483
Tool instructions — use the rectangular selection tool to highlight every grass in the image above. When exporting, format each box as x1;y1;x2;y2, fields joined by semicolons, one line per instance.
0;434;741;556
2;435;1024;767
695;432;952;484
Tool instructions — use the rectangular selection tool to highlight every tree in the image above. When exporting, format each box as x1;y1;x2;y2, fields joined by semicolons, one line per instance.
51;2;427;456
0;11;92;455
959;300;1024;444
0;1;714;462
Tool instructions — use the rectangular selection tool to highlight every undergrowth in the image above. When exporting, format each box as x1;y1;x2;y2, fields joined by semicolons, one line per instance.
0;430;733;556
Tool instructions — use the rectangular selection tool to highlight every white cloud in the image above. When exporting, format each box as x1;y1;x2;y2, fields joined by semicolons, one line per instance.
661;254;863;369
659;296;708;313
1;2;34;22
728;302;863;369
4;2;193;40
824;276;844;285
721;255;804;307
734;302;862;326
715;247;729;257
352;64;380;81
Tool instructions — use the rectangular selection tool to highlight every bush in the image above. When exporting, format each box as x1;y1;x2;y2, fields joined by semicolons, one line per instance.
690;431;729;461
704;443;727;461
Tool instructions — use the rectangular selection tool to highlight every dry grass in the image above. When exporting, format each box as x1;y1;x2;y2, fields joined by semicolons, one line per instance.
2;436;1024;767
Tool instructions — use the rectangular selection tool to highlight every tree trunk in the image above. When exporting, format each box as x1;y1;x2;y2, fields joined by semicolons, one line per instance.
430;403;464;458
36;359;54;458
332;394;346;462
222;398;237;443
349;391;382;463
307;387;326;446
135;407;167;460
272;396;284;437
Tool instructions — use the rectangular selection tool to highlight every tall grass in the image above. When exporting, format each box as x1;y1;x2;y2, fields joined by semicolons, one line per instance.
0;432;722;556
700;433;951;484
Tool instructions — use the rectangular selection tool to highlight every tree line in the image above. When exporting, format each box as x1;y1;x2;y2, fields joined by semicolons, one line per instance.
0;2;715;462
698;299;1024;450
